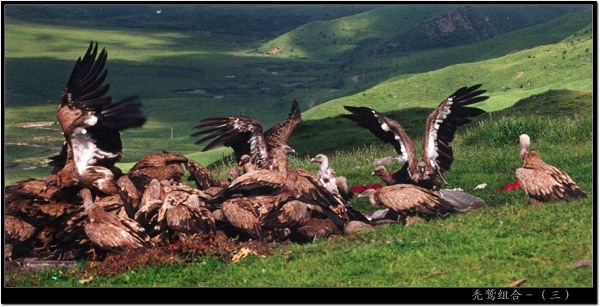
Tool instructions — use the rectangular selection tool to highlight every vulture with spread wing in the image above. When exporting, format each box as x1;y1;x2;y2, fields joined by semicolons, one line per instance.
45;41;147;195
191;99;301;169
515;134;587;204
343;84;489;191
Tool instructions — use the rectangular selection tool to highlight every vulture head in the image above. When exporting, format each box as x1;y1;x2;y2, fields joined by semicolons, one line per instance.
519;134;531;158
371;165;388;177
356;189;379;207
310;154;328;165
417;161;428;181
280;145;296;155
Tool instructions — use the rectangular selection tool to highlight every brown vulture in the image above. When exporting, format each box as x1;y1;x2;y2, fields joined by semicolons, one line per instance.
213;168;368;229
45;41;146;195
157;185;216;241
79;188;153;255
220;191;298;240
515;134;587;204
357;184;458;225
343;84;489;191
5;215;37;260
126;151;188;191
371;165;398;186
191;99;301;170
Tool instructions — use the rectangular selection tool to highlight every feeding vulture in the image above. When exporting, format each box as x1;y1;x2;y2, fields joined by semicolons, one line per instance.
310;154;351;201
343;84;489;191
357;184;458;225
515;134;587;204
79;188;153;256
157;185;216;241
220;190;300;240
126;151;189;190
191;99;301;169
45;41;147;195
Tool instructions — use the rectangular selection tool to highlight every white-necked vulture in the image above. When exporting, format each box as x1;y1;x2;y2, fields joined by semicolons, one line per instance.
191;99;301;170
46;41;146;195
343;84;489;191
515;134;587;204
310;154;351;201
357;184;458;225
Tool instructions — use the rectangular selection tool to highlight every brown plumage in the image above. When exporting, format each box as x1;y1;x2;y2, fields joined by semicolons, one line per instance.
5;215;37;260
239;154;257;174
116;174;141;219
186;159;216;190
46;41;146;195
157;186;216;241
343;84;489;191
191;99;301;169
260;199;310;241
127;152;188;190
357;184;458;224
371;165;398;186
5;178;81;257
269;145;296;172
80;188;153;255
220;191;298;240
134;179;165;238
515;134;587;204
214;168;366;228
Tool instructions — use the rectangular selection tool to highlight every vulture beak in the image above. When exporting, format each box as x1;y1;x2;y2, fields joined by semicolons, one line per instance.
310;157;316;162
370;171;376;176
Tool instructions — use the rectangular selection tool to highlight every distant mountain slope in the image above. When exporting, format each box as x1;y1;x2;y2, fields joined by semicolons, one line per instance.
302;32;592;120
3;4;381;36
259;4;589;59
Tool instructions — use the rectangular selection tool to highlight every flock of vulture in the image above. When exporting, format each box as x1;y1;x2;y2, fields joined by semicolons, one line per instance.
4;41;587;262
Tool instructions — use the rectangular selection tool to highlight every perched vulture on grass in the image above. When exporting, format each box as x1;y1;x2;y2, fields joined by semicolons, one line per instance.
191;99;301;169
343;84;489;191
79;188;153;256
515;134;587;204
357;184;458;225
45;41;146;195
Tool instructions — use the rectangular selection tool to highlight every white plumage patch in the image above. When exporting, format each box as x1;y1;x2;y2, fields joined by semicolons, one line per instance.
72;127;98;174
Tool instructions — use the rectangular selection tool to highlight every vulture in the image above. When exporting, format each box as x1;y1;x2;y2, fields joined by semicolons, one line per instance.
134;179;166;238
213;168;367;228
45;41;146;196
126;151;188;191
357;184;458;225
220;190;299;240
310;154;351;201
343;84;489;191
5;215;37;260
371;165;398;186
191;99;301;169
157;185;216;241
515;134;587;204
79;188;153;256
